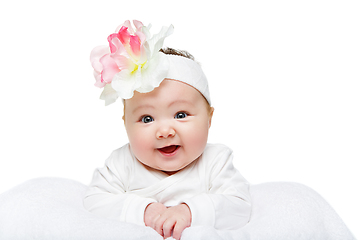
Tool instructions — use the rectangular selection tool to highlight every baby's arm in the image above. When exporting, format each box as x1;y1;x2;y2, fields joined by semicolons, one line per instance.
145;203;191;240
83;149;156;225
183;146;251;229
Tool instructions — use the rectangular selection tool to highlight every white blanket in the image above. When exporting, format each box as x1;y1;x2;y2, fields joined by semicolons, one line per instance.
0;178;355;240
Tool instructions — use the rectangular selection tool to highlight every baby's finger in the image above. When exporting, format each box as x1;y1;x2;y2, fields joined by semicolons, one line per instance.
149;214;161;230
154;215;166;237
172;220;189;240
162;218;176;239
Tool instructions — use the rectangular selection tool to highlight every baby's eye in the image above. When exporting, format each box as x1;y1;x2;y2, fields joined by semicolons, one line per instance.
175;112;188;119
141;115;154;123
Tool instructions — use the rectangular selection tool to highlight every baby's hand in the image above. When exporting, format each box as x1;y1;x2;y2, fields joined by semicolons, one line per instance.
144;202;167;228
155;204;192;240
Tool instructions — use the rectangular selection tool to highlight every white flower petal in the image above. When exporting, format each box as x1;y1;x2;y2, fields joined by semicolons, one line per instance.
142;24;152;39
146;25;174;55
100;84;120;106
112;69;141;99
136;53;169;93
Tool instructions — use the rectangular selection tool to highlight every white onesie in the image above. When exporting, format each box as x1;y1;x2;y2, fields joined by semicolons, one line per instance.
84;143;251;230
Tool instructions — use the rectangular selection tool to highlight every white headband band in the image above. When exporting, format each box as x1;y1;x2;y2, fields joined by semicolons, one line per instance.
164;54;211;105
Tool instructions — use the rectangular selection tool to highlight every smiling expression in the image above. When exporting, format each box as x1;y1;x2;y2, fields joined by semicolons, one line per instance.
124;79;213;175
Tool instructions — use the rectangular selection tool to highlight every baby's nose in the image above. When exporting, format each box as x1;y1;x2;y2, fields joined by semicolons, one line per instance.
156;126;176;139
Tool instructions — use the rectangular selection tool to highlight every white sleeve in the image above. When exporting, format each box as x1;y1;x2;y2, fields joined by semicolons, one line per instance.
83;148;156;226
183;146;251;230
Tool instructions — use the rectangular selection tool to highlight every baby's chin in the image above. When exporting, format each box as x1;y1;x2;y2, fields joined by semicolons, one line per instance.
155;165;184;175
146;164;188;176
161;169;180;176
158;160;198;175
136;159;183;175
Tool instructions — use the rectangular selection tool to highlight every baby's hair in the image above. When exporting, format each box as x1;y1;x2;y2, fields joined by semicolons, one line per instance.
160;47;195;61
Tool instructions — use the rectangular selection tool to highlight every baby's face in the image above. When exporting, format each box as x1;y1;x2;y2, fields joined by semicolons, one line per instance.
124;79;213;175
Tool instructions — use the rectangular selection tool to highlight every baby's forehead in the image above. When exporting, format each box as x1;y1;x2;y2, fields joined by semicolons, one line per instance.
125;79;207;109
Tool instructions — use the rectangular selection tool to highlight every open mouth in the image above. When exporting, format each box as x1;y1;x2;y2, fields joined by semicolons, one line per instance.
157;145;180;155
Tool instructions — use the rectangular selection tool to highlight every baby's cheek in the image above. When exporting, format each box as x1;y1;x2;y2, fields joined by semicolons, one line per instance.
186;127;208;153
129;133;151;158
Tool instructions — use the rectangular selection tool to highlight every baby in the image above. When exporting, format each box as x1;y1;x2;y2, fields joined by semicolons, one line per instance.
84;20;251;240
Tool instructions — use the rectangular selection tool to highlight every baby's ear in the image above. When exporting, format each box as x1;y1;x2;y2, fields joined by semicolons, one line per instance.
122;100;126;125
208;107;214;128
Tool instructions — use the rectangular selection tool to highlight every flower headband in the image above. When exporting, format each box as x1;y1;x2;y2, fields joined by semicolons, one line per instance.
90;20;210;105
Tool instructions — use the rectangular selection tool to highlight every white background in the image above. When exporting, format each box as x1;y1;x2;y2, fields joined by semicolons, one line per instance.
0;0;359;237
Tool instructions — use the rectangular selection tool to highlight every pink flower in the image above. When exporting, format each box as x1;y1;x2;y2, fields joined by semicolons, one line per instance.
90;20;174;105
90;20;145;86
